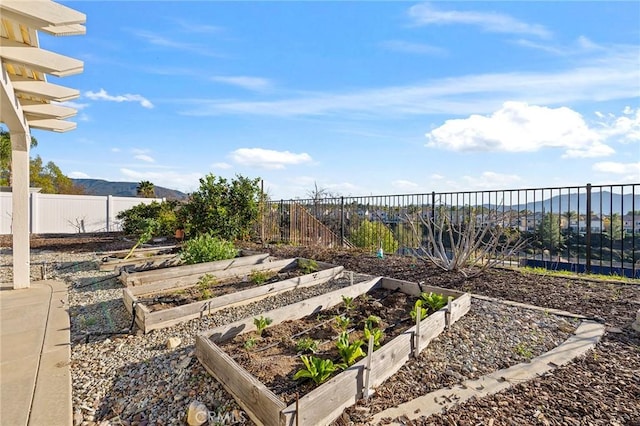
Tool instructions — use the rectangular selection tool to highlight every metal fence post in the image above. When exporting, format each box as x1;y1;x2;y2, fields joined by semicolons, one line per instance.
279;199;285;243
585;183;592;274
340;196;345;247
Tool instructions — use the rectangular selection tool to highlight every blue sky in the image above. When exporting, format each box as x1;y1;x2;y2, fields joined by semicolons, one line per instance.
31;1;640;199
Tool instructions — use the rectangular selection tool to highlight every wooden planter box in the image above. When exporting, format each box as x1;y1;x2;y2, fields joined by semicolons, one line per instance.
123;258;345;333
98;245;181;272
195;277;471;426
119;253;272;286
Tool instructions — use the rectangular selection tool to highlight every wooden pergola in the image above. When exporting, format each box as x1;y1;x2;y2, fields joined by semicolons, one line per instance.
0;1;85;289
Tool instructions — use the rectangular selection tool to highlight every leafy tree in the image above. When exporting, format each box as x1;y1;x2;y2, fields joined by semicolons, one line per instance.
537;213;564;250
604;213;623;240
1;127;38;186
136;180;156;198
349;219;398;253
179;174;262;241
30;156;84;194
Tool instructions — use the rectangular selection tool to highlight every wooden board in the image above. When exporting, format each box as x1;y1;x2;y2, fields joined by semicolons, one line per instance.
128;264;346;333
196;277;471;426
99;253;182;272
196;336;286;426
120;253;271;286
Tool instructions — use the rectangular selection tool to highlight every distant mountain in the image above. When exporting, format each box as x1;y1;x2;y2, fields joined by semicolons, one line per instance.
480;191;639;215
72;178;188;201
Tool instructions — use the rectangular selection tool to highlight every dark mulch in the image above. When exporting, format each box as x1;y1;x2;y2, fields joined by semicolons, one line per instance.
3;235;639;424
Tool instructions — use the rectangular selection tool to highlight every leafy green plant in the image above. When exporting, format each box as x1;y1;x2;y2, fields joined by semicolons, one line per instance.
341;295;355;311
116;200;180;237
178;174;262;241
295;337;319;354
514;343;533;359
243;337;257;350
364;315;381;331
421;292;447;312
363;327;384;350
123;218;157;260
197;273;218;290
249;270;275;285
298;258;319;274
334;315;351;332
180;233;238;264
253;316;273;336
336;331;365;366
198;288;213;301
410;299;428;322
293;355;344;384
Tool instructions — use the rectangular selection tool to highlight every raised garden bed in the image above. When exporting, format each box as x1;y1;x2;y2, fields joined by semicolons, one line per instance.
119;252;271;286
123;258;344;333
98;245;181;272
195;277;470;426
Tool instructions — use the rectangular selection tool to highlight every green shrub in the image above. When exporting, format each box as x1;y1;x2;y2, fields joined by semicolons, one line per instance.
180;234;238;264
179;174;262;241
349;219;398;254
116;200;180;237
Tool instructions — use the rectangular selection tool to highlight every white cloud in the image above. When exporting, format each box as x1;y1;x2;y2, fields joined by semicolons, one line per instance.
514;35;603;56
392;179;420;190
134;154;155;163
85;89;153;109
461;171;522;190
211;162;232;170
425;101;614;159
380;40;445;55
229;148;312;170
111;147;121;153
132;30;220;57
119;168;202;193
408;3;551;38
211;76;272;91
68;171;90;178
592;161;639;175
594;107;640;143
430;174;444;180
179;47;638;118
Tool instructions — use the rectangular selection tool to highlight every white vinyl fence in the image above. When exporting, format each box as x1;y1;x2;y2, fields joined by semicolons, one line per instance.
0;192;164;235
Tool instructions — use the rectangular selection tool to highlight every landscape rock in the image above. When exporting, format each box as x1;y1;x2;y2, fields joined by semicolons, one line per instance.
166;337;181;349
186;400;208;426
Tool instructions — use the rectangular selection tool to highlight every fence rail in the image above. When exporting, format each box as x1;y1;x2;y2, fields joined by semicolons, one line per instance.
263;183;640;278
0;191;164;235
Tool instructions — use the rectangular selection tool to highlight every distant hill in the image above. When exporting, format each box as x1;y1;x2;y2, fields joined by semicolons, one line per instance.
477;191;639;215
72;178;188;201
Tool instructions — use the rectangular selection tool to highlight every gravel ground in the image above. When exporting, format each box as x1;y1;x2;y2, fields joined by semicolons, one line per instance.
1;235;639;426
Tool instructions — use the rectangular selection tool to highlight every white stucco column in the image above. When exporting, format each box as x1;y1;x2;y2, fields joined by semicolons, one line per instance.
11;131;30;289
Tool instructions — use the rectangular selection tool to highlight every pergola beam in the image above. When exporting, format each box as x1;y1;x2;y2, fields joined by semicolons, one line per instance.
0;45;83;77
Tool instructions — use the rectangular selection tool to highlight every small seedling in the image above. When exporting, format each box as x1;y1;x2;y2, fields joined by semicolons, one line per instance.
420;292;447;312
364;326;384;350
295;337;319;354
341;295;355;311
410;299;428;321
293;355;344;384
514;343;533;359
197;273;218;291
336;331;365;366
243;337;257;350
198;288;214;301
298;258;319;274
364;315;381;331
253;316;273;336
249;270;274;285
334;315;351;331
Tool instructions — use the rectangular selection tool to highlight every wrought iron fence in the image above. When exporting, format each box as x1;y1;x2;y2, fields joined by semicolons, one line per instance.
262;183;640;278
